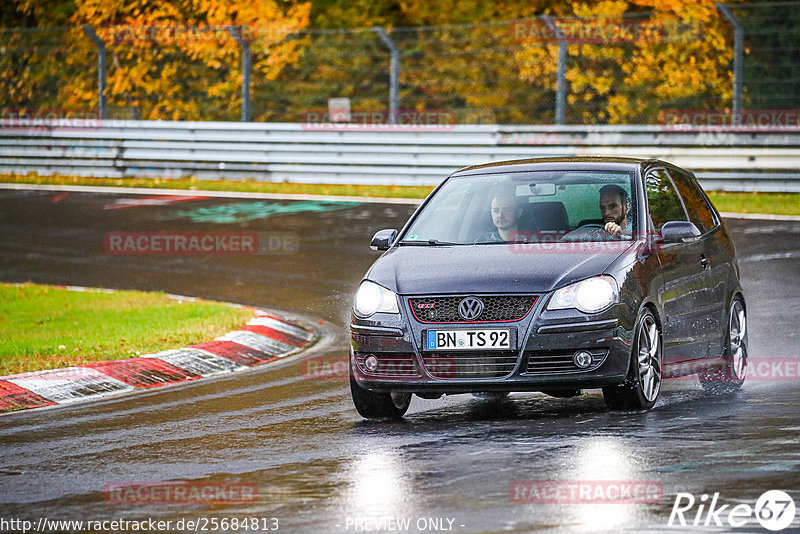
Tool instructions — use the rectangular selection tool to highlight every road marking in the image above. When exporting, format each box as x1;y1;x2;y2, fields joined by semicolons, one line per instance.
719;212;800;221
5;367;133;403
104;194;209;210
216;330;296;356
0;182;423;205
191;340;278;366
249;317;315;341
741;250;800;262
0;380;56;410
87;358;201;387
656;459;800;473
143;348;246;376
165;200;361;224
739;223;800;234
51;192;70;203
249;314;315;340
240;324;308;347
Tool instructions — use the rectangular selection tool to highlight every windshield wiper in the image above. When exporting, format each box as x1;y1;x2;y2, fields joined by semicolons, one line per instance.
400;239;461;246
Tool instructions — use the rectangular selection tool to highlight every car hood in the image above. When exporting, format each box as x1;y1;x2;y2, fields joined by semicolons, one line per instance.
366;242;635;295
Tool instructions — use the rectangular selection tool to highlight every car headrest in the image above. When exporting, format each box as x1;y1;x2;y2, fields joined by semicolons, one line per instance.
520;201;570;231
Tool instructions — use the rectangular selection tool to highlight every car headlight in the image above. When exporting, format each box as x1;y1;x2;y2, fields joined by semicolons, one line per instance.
354;280;400;318
548;276;619;314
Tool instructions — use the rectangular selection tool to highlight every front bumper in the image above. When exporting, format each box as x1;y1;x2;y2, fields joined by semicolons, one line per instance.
350;297;636;394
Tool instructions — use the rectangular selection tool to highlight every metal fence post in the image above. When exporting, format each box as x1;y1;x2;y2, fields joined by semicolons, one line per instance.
227;26;251;122
241;39;251;122
542;16;567;125
716;4;743;113
373;26;399;124
82;25;107;120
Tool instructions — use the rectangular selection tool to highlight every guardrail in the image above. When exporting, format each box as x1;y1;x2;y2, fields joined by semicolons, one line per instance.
2;121;800;191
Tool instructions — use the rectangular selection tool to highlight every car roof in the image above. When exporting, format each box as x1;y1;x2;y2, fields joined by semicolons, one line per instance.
451;156;670;176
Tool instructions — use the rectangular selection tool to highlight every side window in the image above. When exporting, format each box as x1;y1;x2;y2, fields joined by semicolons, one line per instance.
668;169;718;234
645;169;686;231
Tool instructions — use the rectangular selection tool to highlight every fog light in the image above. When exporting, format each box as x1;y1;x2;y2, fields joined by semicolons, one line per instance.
364;355;379;372
573;351;593;369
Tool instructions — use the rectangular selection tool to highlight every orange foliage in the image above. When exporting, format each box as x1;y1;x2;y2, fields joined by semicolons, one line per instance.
516;0;732;123
6;0;310;119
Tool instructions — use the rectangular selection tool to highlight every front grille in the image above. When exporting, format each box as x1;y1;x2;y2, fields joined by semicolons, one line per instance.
524;349;608;374
409;295;537;323
354;353;420;377
422;351;519;379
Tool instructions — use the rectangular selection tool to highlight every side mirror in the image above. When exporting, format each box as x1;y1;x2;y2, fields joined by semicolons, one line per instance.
370;229;398;251
661;221;701;244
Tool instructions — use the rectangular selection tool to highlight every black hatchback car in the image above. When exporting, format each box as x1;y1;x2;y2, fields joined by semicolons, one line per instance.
349;157;747;418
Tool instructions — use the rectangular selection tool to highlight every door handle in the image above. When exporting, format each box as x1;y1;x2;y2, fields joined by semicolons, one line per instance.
700;254;710;269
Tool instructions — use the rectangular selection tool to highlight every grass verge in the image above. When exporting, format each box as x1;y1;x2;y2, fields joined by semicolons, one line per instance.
706;191;800;216
2;173;799;215
0;283;254;375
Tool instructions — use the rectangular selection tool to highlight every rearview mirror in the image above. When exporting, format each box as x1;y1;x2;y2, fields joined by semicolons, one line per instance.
370;229;398;251
661;221;701;244
516;183;556;197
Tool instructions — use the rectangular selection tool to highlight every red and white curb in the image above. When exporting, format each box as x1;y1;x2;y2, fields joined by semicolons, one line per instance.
0;305;315;413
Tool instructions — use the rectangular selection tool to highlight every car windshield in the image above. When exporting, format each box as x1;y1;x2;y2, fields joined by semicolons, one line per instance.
401;169;637;245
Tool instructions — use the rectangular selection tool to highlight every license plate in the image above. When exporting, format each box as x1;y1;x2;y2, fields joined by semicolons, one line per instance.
426;329;511;350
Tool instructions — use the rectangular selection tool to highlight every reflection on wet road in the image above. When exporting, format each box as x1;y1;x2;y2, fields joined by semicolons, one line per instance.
0;190;798;532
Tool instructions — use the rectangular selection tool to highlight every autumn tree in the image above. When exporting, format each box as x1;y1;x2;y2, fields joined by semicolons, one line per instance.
1;0;744;124
289;0;734;124
265;0;573;123
515;0;733;123
2;0;311;120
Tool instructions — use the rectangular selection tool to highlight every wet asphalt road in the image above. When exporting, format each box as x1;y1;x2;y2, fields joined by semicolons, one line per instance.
0;189;799;533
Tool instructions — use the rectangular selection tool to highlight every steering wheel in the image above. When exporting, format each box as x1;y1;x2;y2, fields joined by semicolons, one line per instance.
560;222;610;242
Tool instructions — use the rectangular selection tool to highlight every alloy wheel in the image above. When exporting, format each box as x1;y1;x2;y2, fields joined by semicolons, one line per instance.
637;314;661;403
729;299;747;380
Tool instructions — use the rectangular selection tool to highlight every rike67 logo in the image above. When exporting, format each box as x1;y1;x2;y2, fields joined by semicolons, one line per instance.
669;490;796;531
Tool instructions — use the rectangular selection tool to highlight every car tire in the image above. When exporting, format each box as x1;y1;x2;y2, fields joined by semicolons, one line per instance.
699;297;747;394
603;309;662;410
349;365;411;419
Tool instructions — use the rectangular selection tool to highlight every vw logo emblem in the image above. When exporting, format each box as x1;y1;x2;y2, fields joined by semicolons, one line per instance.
458;297;484;321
